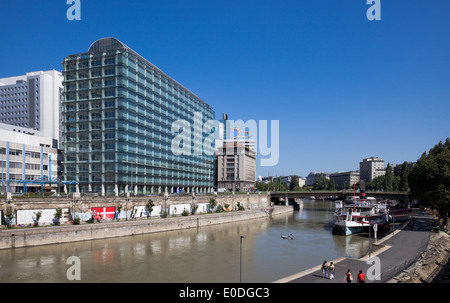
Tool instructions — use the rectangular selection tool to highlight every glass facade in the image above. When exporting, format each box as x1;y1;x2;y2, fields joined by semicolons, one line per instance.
62;38;215;195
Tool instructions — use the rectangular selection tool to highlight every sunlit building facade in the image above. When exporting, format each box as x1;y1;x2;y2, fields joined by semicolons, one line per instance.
62;38;215;195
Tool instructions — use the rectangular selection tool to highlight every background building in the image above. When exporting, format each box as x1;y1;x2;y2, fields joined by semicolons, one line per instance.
306;172;329;186
359;157;385;182
392;162;415;177
0;70;63;148
216;141;256;192
0;124;60;194
215;113;256;192
329;170;360;188
62;37;215;195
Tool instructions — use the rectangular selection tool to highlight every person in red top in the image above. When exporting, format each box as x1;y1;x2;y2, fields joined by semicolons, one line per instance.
357;270;366;283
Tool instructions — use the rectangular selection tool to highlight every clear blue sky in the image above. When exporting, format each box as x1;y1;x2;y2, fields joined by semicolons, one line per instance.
1;0;449;178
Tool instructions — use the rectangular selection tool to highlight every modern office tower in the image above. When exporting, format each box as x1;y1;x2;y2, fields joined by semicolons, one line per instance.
0;123;59;193
359;157;385;182
61;37;215;195
0;70;63;148
216;141;256;192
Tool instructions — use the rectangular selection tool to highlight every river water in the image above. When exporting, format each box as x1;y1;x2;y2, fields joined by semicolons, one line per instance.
0;200;377;283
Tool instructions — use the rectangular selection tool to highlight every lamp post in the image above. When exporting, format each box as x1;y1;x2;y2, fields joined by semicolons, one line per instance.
240;235;246;283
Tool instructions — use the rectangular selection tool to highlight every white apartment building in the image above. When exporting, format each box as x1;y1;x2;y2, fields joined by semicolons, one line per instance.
0;70;63;148
359;157;385;182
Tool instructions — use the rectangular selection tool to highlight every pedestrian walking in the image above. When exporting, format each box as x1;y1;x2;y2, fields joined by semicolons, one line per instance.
321;261;328;279
328;262;334;280
344;269;353;283
357;270;366;283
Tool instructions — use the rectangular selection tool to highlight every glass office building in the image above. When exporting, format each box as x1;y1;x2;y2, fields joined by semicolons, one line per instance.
62;38;215;195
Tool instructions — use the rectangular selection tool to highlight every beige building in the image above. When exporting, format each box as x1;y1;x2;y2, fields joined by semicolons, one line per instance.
216;141;256;192
329;170;360;188
359;157;385;182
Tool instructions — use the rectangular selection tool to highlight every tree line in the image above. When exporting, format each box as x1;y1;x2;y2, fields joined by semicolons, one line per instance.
409;138;450;225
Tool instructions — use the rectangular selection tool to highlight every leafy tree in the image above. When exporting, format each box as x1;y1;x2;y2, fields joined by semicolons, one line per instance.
256;180;288;191
34;211;42;227
209;198;217;212
145;199;154;218
384;163;393;192
312;176;335;190
366;175;385;191
398;161;410;192
409;138;450;225
54;208;63;225
5;210;14;228
289;176;298;191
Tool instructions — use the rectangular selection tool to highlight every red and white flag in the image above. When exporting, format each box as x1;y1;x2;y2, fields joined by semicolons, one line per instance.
92;207;115;220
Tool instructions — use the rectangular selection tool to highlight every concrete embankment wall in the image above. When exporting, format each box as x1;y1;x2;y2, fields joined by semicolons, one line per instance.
0;206;292;250
1;192;271;226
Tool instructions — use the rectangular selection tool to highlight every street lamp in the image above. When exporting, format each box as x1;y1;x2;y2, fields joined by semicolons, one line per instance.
240;235;246;283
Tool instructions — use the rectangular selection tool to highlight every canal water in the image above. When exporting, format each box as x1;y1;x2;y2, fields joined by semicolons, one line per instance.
0;200;378;283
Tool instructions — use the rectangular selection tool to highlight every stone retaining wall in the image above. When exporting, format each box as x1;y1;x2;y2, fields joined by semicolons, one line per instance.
0;192;270;226
0;206;292;250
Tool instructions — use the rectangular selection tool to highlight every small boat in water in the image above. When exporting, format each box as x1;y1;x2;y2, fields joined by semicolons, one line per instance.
281;234;294;240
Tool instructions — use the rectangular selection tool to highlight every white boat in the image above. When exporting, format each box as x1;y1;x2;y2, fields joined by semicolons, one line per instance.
333;199;388;236
345;195;376;204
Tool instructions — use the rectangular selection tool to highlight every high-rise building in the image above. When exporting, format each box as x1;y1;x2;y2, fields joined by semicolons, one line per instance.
216;141;256;192
0;70;63;147
61;37;215;195
359;157;385;182
215;113;256;192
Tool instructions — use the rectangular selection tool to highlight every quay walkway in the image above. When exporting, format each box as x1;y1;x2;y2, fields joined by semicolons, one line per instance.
274;215;433;283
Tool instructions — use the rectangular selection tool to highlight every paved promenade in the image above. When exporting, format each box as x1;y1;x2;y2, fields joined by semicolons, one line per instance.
274;215;433;283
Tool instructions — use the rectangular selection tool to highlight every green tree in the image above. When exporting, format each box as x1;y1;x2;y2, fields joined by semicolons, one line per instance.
34;211;42;227
54;208;63;225
209;198;217;213
409;138;450;225
312;176;335;190
366;175;385;191
145;199;154;218
289;176;298;191
384;163;393;192
398;161;410;192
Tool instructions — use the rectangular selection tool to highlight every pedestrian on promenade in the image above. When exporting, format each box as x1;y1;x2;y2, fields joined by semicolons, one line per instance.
344;269;353;283
321;261;328;279
328;262;334;280
357;270;366;283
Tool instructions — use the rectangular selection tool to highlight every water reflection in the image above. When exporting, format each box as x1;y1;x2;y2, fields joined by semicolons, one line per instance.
0;200;378;283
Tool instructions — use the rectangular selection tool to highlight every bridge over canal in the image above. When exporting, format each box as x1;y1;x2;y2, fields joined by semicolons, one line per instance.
269;191;412;208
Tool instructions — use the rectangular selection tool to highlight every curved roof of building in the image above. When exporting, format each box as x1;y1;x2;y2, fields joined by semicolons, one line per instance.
88;37;127;53
81;37;212;110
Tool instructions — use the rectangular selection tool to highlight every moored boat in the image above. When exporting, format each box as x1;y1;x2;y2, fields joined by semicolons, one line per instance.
333;199;388;236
